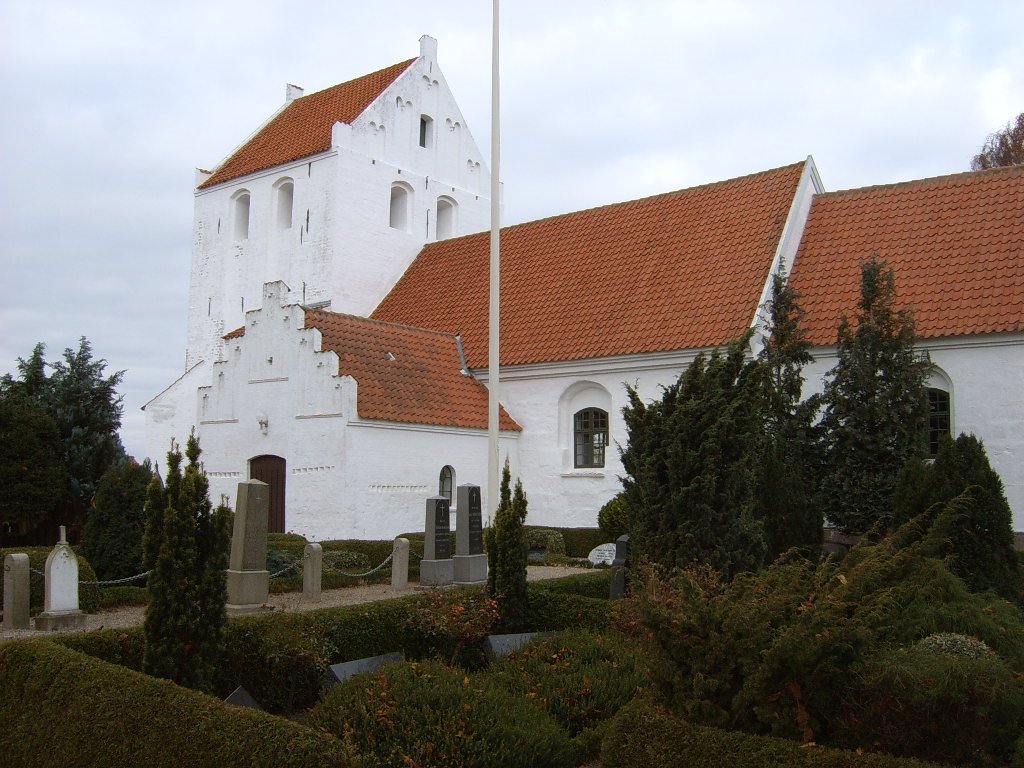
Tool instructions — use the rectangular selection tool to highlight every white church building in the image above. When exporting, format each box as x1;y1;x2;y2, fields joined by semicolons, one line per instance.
145;36;1024;539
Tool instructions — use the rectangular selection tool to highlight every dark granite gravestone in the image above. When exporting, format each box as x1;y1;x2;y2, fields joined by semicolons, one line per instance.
610;534;631;600
320;651;403;689
224;686;264;710
420;496;454;586
454;484;488;584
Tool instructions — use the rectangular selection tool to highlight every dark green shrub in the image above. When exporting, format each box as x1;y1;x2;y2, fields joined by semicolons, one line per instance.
835;639;1024;765
484;629;649;739
406;585;499;667
895;435;1019;602
488;461;530;630
532;570;611;600
558;527;608;558
53;626;145;670
80;458;154;582
0;641;355;767
525;588;612;632
525;527;567;555
598;493;630;541
601;698;945;768
0;545;100;613
307;660;573;768
95;584;148;609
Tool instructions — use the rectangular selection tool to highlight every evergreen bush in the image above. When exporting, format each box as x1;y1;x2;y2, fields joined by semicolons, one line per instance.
597;493;630;541
142;434;230;693
524;527;567;555
307;660;574;768
488;460;530;630
81;458;154;581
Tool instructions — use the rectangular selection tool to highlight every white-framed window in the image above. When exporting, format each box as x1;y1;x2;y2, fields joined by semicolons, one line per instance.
436;196;457;239
559;381;613;471
389;182;412;231
231;189;251;240
574;408;609;468
274;178;294;229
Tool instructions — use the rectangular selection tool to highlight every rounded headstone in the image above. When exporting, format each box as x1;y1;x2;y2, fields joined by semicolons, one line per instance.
587;543;617;566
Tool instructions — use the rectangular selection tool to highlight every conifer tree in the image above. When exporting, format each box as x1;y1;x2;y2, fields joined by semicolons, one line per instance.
143;434;230;692
895;434;1019;602
81;458;154;581
756;273;822;560
621;334;767;579
818;256;930;534
487;460;529;630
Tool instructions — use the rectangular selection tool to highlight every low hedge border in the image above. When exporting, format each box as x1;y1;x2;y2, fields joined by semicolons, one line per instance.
601;698;945;768
0;640;355;768
524;527;606;559
531;570;611;600
51;576;611;713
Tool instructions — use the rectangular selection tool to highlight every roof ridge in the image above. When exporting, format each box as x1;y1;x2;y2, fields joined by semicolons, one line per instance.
417;160;808;249
300;57;415;101
821;163;1024;198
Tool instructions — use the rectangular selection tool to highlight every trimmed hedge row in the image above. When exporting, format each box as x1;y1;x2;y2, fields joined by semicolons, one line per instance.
0;641;355;767
266;536;425;592
601;699;946;768
0;546;101;613
531;569;611;600
53;579;612;713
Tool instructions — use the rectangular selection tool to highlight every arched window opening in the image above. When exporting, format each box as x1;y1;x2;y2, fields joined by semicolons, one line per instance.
574;408;608;468
436;196;456;239
927;387;951;456
419;114;434;149
232;190;251;240
389;183;411;231
274;178;294;229
439;465;455;503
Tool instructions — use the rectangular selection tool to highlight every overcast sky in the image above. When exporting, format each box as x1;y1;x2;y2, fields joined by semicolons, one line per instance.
1;1;1021;462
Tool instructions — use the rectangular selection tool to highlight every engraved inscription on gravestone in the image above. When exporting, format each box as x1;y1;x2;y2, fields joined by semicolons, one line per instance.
467;485;483;555
429;496;451;560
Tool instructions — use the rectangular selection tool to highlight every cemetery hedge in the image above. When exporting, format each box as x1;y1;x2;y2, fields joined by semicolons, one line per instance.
49;580;611;714
551;526;607;558
0;545;101;613
601;698;945;768
530;569;611;600
0;640;357;768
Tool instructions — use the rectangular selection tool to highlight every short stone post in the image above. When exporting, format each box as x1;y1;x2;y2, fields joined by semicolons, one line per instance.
302;543;323;602
226;480;271;614
419;496;454;586
609;534;631;600
453;484;487;585
3;553;30;630
35;526;86;630
391;537;410;591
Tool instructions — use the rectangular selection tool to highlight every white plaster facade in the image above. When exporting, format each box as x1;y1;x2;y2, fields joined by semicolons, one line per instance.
193;283;518;540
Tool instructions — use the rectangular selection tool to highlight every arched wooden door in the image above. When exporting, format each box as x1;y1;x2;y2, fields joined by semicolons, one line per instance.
249;455;286;533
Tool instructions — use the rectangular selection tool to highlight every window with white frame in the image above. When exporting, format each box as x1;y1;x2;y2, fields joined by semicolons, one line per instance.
574;408;609;468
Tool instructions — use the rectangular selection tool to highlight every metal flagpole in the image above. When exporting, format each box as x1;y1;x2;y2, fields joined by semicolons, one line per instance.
487;0;501;518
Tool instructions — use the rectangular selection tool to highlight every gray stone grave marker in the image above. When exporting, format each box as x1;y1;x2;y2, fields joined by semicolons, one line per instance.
35;526;86;630
224;686;264;710
419;496;454;586
321;651;403;689
302;543;322;602
3;553;30;630
610;534;631;600
483;632;550;661
454;484;487;584
226;480;271;614
391;537;410;591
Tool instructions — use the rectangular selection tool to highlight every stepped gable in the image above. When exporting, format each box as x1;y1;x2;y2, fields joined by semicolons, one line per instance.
303;309;520;431
791;164;1024;345
199;58;415;189
372;162;807;368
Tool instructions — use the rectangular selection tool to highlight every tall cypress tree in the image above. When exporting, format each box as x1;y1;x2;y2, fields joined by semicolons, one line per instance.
143;434;229;692
487;460;529;630
756;273;822;560
818;256;929;534
621;334;767;579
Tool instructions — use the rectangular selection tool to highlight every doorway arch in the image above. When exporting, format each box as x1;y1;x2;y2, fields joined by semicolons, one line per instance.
249;455;286;533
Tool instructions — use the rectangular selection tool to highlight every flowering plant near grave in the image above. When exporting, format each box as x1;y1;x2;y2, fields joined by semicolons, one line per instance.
408;587;499;666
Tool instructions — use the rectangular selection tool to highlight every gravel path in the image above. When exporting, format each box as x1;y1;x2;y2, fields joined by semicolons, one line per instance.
0;565;591;643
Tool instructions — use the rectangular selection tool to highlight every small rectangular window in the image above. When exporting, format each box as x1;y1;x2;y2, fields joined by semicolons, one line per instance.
574;408;609;468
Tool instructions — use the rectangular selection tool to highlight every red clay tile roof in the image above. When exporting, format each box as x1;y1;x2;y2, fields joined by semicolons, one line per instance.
199;59;415;189
790;164;1024;345
303;310;520;430
372;162;807;367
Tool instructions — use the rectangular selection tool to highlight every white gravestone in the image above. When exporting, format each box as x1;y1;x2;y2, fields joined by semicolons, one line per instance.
35;526;86;630
587;543;617;566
